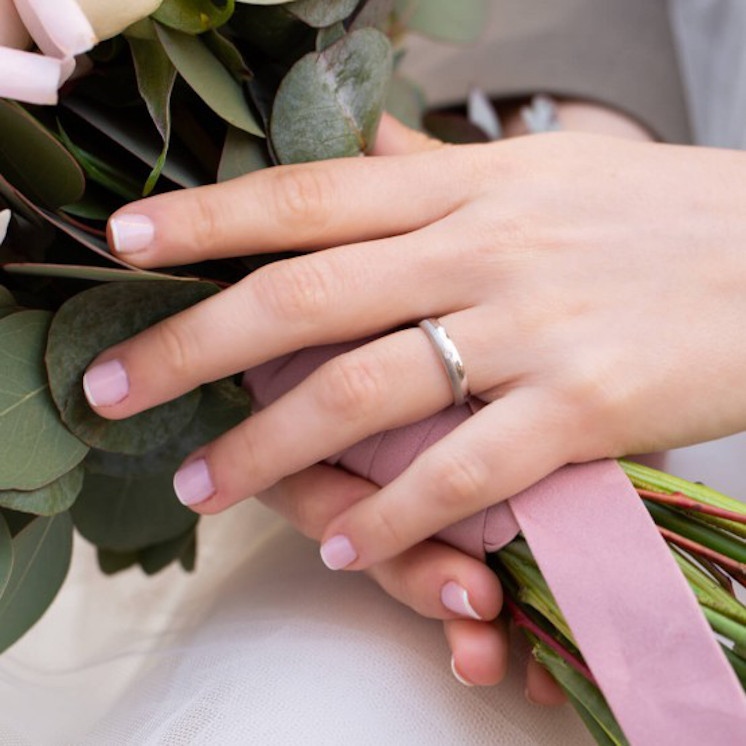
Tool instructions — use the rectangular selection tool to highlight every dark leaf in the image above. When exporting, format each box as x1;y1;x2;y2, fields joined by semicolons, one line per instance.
153;0;236;33
46;281;217;455
0;513;74;654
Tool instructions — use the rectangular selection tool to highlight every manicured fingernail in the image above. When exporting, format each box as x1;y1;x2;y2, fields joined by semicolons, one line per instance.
320;535;357;570
110;214;154;254
441;581;482;620
83;360;129;407
450;656;474;687
173;459;215;506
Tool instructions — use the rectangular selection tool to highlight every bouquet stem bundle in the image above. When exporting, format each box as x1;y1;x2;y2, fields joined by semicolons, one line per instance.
491;461;746;745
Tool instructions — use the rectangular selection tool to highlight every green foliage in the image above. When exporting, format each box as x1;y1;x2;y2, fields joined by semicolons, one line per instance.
46;281;216;454
154;0;236;33
0;513;74;654
0;311;89;491
0;466;84;516
271;28;393;163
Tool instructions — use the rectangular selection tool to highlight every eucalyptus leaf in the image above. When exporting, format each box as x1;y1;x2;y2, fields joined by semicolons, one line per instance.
316;22;345;51
218;127;271;182
0;100;85;209
86;379;251;478
385;75;425;130
128;29;178;196
0;466;84;516
46;281;218;455
0;513;74;654
403;0;490;43
156;23;264;136
271;28;392;163
0;311;89;491
288;0;359;27
153;0;236;34
72;469;198;552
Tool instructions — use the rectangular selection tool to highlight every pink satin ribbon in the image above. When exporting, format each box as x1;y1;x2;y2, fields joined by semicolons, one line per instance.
245;343;746;745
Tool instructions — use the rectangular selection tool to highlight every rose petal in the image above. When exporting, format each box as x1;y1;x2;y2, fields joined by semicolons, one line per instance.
76;0;163;41
0;46;65;104
13;0;96;58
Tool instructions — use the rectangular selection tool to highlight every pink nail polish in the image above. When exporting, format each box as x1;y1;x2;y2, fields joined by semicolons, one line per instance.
173;459;215;506
110;214;154;254
83;360;129;407
320;535;357;570
441;581;482;620
451;656;474;687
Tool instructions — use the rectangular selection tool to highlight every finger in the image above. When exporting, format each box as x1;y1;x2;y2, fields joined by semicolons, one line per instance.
83;223;472;421
525;657;567;706
180;311;523;513
106;143;472;266
372;112;443;156
366;540;503;621
318;388;572;570
258;464;377;541
444;617;510;687
259;465;502;623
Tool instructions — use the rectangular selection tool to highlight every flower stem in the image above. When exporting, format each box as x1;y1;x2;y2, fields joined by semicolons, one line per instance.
505;597;596;684
658;526;746;583
638;488;746;525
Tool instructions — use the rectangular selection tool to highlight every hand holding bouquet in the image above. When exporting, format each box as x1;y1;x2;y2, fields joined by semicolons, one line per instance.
1;1;746;743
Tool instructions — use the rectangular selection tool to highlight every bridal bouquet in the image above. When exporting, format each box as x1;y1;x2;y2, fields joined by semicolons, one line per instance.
0;1;744;743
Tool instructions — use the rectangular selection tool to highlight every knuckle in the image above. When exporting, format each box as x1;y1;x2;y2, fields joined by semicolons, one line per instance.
270;166;333;228
252;259;333;323
317;353;385;421
154;318;195;379
191;190;224;250
426;450;489;509
291;494;328;540
368;503;406;550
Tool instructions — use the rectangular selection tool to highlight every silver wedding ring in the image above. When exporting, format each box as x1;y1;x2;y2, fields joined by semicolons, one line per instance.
418;318;470;406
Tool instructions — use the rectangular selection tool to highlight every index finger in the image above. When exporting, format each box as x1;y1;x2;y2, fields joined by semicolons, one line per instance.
107;144;475;268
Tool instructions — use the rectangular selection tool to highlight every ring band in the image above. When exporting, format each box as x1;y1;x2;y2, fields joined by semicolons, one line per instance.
418;318;470;406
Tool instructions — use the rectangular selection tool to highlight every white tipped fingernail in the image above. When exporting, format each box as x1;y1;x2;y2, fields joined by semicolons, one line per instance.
441;581;482;620
110;214;154;254
451;656;474;687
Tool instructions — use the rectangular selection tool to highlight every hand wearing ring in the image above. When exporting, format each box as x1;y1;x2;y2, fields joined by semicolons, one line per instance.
81;114;746;583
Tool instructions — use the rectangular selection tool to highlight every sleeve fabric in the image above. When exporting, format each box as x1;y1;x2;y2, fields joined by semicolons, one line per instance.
400;0;691;143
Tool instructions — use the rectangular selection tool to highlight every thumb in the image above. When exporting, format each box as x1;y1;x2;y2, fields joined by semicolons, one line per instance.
371;112;443;156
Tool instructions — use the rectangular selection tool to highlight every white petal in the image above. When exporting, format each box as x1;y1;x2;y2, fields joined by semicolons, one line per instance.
13;0;97;58
0;0;31;49
0;210;11;247
76;0;164;41
467;87;502;141
0;46;64;104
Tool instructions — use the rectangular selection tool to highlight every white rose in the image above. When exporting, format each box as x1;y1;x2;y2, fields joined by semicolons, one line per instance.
1;0;164;105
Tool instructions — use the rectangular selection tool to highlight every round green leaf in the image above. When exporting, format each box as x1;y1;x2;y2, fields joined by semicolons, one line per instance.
0;466;84;516
46;281;217;455
153;0;235;33
72;470;198;552
0;100;85;208
288;0;359;27
271;28;392;164
156;23;264;136
0;311;89;491
0;513;74;654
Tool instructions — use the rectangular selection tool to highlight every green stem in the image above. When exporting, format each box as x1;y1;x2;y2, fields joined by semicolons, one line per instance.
703;607;746;648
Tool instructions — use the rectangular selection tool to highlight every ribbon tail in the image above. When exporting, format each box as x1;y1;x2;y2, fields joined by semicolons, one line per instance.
509;460;746;746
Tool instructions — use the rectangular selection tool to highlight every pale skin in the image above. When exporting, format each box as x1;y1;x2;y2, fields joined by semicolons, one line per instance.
82;102;746;702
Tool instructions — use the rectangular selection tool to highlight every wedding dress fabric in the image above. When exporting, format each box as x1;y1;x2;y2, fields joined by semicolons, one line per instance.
1;3;745;744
